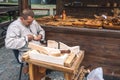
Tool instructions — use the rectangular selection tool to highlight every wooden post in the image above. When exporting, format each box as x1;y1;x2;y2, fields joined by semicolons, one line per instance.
56;0;64;15
18;0;31;15
64;73;72;80
29;63;34;80
29;64;46;80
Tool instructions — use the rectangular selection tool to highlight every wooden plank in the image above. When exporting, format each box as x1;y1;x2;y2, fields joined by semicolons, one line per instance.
29;63;34;80
84;55;120;68
33;65;41;80
28;43;49;55
71;51;84;73
29;64;46;80
42;25;120;38
64;73;72;80
26;58;73;73
32;8;50;11
0;6;18;13
74;66;84;80
64;53;76;67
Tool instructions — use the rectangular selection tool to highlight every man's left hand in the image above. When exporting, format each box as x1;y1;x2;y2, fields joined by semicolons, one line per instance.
33;34;42;41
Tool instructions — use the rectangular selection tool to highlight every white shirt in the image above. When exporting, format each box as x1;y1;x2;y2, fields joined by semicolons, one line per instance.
5;18;45;62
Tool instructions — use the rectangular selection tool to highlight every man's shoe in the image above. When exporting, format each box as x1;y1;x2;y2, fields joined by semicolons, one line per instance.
22;65;29;74
45;76;51;80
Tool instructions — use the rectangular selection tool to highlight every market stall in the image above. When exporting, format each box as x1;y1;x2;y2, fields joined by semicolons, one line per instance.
14;0;120;79
35;0;120;78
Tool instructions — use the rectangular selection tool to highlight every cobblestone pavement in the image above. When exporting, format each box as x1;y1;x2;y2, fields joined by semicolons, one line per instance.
0;47;65;80
0;47;28;80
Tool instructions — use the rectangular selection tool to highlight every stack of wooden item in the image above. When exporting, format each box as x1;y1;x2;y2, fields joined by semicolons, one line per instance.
36;15;120;30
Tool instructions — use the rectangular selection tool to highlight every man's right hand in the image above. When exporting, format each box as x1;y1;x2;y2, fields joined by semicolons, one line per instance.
27;34;34;41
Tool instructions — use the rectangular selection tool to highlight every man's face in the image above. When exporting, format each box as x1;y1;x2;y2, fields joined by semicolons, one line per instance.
21;16;34;27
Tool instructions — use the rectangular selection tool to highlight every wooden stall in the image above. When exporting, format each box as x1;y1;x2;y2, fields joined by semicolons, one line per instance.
36;0;120;79
56;0;120;18
10;0;120;79
41;25;120;78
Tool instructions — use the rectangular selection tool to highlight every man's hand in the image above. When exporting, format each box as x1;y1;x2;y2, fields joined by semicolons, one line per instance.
27;34;34;41
33;34;42;41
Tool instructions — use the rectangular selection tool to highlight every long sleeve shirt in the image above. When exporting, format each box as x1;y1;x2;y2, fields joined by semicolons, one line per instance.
5;18;45;61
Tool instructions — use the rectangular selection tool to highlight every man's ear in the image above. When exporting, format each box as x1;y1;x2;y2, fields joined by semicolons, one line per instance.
20;17;24;21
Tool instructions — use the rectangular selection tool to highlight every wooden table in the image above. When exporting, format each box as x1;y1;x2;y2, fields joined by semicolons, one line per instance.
23;51;84;80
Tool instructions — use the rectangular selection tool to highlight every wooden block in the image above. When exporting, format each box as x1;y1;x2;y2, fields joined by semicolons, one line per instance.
28;42;61;56
64;53;76;67
29;50;68;65
22;51;29;61
59;42;80;55
47;40;58;49
28;42;48;55
72;51;84;71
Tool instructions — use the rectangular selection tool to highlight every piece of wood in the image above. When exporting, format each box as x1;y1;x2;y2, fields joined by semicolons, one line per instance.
28;42;61;56
103;24;120;30
64;73;72;80
74;66;84;80
59;42;80;55
29;63;34;80
29;64;45;80
33;65;42;80
71;51;84;73
28;42;48;55
64;53;76;67
22;51;29;61
29;50;68;65
47;40;58;49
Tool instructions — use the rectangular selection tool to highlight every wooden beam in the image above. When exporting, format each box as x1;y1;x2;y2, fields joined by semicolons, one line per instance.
18;0;31;15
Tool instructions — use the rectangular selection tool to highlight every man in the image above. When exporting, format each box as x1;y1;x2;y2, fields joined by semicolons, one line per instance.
5;9;45;62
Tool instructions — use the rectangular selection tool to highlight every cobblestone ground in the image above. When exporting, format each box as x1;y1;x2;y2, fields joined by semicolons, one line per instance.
0;47;28;80
0;47;65;80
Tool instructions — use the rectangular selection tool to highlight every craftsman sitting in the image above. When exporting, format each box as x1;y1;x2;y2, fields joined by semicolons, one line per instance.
5;9;45;63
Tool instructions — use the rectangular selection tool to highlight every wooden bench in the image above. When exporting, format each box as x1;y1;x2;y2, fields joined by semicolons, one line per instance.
32;8;50;16
0;6;18;20
0;6;18;36
23;51;85;80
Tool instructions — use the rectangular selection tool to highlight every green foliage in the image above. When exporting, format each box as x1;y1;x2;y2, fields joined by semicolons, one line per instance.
0;16;10;23
34;15;48;18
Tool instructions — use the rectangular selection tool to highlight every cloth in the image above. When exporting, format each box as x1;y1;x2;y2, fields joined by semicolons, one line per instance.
5;17;45;62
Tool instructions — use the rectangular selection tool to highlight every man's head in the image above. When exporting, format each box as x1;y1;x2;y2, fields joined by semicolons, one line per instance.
20;9;34;27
